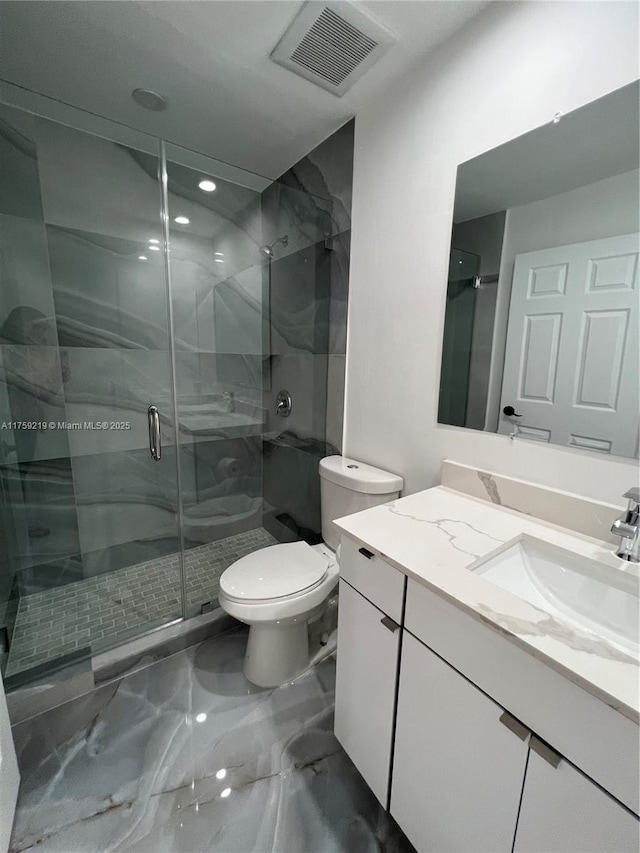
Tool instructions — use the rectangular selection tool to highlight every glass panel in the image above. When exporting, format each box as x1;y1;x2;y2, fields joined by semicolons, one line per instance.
438;248;481;427
0;105;183;684
165;153;270;618
260;180;333;545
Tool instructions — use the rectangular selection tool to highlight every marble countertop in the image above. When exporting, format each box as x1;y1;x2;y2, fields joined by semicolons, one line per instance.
334;486;639;724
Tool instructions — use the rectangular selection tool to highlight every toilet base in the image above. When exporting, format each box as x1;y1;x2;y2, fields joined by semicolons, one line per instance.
244;620;310;688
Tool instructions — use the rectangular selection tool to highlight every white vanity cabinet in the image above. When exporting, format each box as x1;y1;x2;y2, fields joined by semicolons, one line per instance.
334;538;405;807
390;630;640;853
391;631;530;853
514;741;640;853
334;532;639;851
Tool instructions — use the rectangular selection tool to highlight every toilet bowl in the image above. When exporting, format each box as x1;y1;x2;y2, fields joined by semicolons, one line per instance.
218;541;339;687
219;455;403;687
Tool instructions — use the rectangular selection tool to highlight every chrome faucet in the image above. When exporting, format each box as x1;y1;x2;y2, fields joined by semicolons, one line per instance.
610;488;640;563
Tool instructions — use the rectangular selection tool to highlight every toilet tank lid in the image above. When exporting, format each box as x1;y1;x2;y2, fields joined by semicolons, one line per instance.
319;456;403;495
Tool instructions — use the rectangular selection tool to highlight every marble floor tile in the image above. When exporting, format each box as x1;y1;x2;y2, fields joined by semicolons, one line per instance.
10;630;413;853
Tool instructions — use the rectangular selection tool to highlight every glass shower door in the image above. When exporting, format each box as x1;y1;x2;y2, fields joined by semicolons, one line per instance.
438;248;481;428
164;145;273;618
0;105;183;683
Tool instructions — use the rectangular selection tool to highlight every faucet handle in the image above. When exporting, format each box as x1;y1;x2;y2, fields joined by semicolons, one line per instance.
611;518;638;538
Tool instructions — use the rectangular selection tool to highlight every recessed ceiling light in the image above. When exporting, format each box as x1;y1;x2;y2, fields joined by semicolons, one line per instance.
215;259;224;263
214;252;224;256
195;712;207;723
216;769;227;780
131;88;168;112
138;255;148;261
198;179;217;193
174;216;190;225
148;245;160;251
149;238;160;245
220;788;231;799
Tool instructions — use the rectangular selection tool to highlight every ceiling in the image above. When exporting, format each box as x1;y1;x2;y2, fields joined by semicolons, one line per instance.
0;1;489;180
454;80;640;223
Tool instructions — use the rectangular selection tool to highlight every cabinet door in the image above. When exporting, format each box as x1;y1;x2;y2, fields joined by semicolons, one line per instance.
514;740;639;852
334;579;400;806
391;632;529;853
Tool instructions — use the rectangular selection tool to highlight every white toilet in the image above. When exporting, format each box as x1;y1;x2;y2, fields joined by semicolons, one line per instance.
218;455;403;687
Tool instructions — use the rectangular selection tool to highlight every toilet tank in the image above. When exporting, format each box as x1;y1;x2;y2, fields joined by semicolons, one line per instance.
319;456;403;551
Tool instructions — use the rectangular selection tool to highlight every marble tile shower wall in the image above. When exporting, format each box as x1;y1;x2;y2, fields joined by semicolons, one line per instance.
261;121;353;543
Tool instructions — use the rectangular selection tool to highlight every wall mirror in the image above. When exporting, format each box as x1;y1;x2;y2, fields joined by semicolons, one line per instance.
438;80;639;458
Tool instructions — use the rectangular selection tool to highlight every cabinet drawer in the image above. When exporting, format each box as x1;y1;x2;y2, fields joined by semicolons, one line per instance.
339;535;404;622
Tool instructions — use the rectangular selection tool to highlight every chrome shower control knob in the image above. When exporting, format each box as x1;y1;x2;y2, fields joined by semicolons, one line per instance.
275;390;292;417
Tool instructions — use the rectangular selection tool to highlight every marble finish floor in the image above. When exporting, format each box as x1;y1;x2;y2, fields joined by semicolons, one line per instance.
6;529;278;679
9;629;413;853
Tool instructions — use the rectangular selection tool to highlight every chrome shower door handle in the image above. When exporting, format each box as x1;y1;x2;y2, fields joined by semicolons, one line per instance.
148;405;161;461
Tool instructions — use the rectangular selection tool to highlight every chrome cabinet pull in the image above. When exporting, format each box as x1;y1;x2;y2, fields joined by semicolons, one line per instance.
380;615;400;633
530;735;562;768
148;405;161;461
499;711;530;742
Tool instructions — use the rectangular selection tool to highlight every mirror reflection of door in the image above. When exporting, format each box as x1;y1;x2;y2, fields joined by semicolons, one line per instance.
499;233;639;456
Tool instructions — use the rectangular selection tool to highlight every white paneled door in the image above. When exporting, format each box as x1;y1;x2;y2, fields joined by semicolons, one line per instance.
0;671;19;853
499;233;639;456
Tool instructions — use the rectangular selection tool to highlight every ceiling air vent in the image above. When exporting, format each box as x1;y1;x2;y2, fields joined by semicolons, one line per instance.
271;2;396;97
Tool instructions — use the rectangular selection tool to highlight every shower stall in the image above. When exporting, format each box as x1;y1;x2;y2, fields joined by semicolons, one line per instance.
0;91;347;690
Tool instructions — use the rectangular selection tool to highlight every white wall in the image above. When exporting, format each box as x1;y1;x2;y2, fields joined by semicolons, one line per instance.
503;169;639;265
344;1;639;505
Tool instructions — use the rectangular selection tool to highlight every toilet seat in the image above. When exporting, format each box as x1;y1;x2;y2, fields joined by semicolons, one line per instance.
220;541;329;602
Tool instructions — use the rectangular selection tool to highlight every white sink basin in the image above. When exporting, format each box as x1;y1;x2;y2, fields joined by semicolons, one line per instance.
471;537;639;658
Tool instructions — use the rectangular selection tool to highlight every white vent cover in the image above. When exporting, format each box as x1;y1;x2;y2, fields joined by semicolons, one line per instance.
271;2;396;97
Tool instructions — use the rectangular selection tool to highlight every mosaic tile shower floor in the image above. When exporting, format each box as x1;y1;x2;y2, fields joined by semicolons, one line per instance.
6;528;278;678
